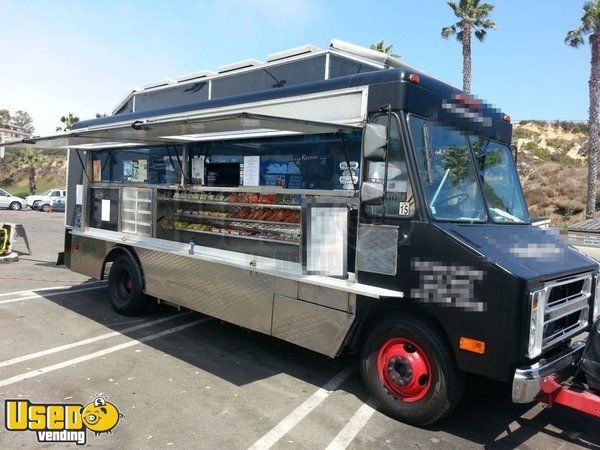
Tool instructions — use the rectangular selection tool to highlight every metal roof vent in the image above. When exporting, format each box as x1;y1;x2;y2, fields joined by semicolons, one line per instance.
218;58;263;74
266;44;321;62
142;79;176;90
176;70;217;83
329;39;405;68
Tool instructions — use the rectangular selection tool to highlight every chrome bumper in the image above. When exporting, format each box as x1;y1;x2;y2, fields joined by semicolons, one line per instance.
512;340;586;403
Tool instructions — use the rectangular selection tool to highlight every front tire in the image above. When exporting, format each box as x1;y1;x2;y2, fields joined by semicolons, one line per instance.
361;314;464;426
9;202;22;210
41;204;50;212
108;255;149;316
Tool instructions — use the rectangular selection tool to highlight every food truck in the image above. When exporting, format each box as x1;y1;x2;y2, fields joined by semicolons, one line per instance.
4;40;599;425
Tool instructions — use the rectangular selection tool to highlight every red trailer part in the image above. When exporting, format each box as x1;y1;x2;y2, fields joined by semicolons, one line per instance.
540;376;600;418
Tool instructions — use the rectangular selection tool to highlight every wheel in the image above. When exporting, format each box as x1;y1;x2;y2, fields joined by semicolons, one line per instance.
108;255;149;316
41;204;50;212
32;201;41;210
360;314;464;426
9;202;22;211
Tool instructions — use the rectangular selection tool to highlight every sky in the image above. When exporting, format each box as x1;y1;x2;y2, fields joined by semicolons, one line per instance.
0;0;593;135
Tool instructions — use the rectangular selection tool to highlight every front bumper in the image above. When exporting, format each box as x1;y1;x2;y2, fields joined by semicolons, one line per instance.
512;340;586;403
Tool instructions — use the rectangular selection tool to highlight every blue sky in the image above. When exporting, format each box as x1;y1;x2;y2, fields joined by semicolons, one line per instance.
0;0;592;135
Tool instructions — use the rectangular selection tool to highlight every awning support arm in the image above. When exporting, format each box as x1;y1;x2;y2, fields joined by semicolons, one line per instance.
74;149;91;184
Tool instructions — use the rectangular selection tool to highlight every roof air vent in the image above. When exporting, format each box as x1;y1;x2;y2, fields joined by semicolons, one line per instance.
266;44;321;62
176;70;217;83
218;59;263;74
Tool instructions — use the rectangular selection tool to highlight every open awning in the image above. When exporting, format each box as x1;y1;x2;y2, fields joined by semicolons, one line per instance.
0;112;361;150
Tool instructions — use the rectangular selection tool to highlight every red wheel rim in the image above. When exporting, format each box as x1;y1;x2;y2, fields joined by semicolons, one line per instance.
123;276;133;294
376;338;432;402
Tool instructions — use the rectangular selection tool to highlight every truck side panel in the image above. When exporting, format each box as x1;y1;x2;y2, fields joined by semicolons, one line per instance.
68;233;357;357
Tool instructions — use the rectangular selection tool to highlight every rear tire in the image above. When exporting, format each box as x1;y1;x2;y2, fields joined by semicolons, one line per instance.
9;202;22;210
360;314;464;426
108;255;149;316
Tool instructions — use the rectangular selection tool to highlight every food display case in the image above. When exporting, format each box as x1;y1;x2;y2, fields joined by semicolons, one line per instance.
156;189;304;256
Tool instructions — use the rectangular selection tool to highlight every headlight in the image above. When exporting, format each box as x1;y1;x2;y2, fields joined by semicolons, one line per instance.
528;289;546;359
594;274;600;322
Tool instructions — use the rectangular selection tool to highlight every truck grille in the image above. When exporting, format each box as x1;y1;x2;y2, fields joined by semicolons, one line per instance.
542;273;592;350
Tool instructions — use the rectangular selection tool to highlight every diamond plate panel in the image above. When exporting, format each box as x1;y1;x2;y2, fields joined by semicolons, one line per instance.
357;224;398;275
272;294;354;357
70;235;114;279
137;248;274;334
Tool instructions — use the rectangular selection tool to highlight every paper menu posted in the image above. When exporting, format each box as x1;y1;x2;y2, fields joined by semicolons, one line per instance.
92;160;102;182
191;156;205;184
243;156;260;187
75;184;83;205
101;199;111;222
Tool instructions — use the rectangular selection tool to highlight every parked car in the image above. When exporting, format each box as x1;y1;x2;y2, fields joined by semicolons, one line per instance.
38;198;66;212
26;189;66;210
0;189;26;210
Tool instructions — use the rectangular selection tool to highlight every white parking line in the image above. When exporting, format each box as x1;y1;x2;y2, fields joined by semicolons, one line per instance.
0;281;106;298
0;311;192;368
325;400;377;450
0;285;107;305
0;317;210;387
248;366;355;450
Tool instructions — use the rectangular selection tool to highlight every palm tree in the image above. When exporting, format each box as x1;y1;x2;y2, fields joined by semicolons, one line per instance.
56;113;80;132
370;40;399;58
15;149;46;194
566;1;600;219
441;0;496;93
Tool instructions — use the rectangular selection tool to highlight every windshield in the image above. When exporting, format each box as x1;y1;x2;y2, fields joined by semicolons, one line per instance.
42;189;53;196
408;115;529;223
409;116;487;221
470;137;530;223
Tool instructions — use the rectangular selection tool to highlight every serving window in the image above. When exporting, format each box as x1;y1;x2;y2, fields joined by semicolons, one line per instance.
91;145;183;184
187;132;361;190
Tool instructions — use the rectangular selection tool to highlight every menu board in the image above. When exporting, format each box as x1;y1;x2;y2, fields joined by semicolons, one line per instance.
305;205;348;277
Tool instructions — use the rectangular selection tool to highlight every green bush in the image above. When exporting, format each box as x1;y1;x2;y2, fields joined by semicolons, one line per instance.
531;146;552;160
13;190;28;198
557;202;582;219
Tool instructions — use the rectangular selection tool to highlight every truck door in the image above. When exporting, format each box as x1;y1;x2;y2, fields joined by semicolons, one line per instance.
356;112;417;289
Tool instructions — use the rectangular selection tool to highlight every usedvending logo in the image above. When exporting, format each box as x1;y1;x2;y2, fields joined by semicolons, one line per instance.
4;394;123;445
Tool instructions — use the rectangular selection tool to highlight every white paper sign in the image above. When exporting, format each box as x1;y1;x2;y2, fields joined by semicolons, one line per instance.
75;184;83;205
243;156;260;187
101;199;111;222
191;156;205;183
306;206;347;277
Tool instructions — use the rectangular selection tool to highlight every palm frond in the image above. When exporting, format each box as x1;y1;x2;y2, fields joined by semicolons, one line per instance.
565;27;586;47
476;18;496;29
448;1;462;18
474;29;487;41
441;25;457;39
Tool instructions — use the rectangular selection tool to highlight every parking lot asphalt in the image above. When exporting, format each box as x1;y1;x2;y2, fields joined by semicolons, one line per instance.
0;209;598;449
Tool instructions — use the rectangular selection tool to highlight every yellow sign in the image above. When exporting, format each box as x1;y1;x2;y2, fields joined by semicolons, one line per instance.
5;395;123;445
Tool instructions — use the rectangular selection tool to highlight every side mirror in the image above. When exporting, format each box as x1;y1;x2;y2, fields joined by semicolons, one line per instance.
361;182;384;205
362;123;387;161
510;144;518;164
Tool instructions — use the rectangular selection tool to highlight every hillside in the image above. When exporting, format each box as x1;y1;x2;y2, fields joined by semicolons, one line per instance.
0;122;591;226
0;149;68;198
514;121;589;226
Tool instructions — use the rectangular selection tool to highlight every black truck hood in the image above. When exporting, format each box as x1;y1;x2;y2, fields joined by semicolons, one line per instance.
437;223;598;281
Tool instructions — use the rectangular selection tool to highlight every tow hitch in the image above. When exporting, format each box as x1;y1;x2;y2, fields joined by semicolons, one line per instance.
540;376;600;418
540;319;600;418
